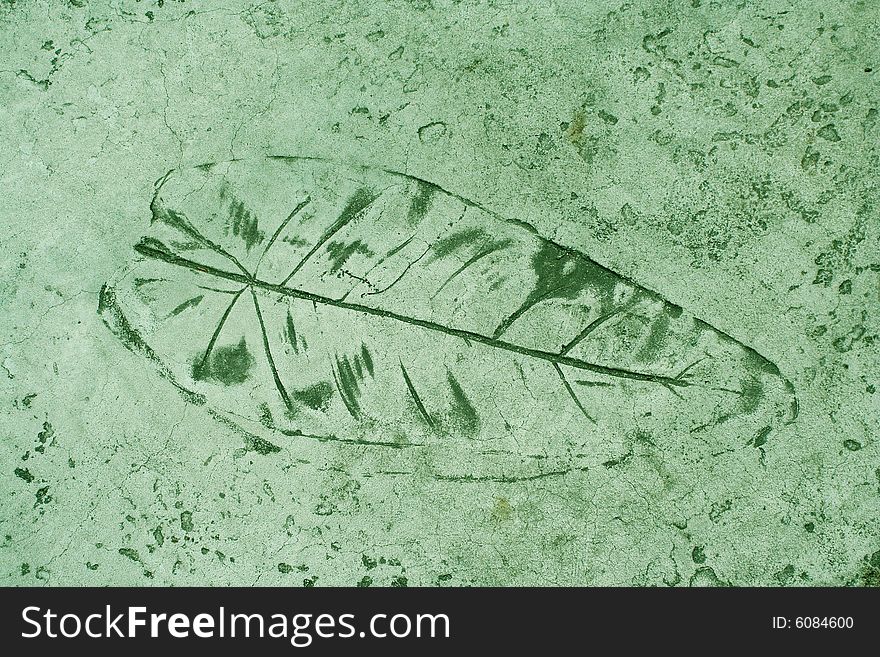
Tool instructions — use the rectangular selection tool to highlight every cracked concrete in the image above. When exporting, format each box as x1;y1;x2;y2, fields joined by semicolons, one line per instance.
1;0;878;587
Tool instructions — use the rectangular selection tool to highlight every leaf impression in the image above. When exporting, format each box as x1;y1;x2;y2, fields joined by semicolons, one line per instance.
100;157;797;478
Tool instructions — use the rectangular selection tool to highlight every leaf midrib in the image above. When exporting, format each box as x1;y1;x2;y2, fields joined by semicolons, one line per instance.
134;240;723;392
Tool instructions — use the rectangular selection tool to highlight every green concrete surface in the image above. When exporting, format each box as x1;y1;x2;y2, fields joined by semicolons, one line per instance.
0;0;878;586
